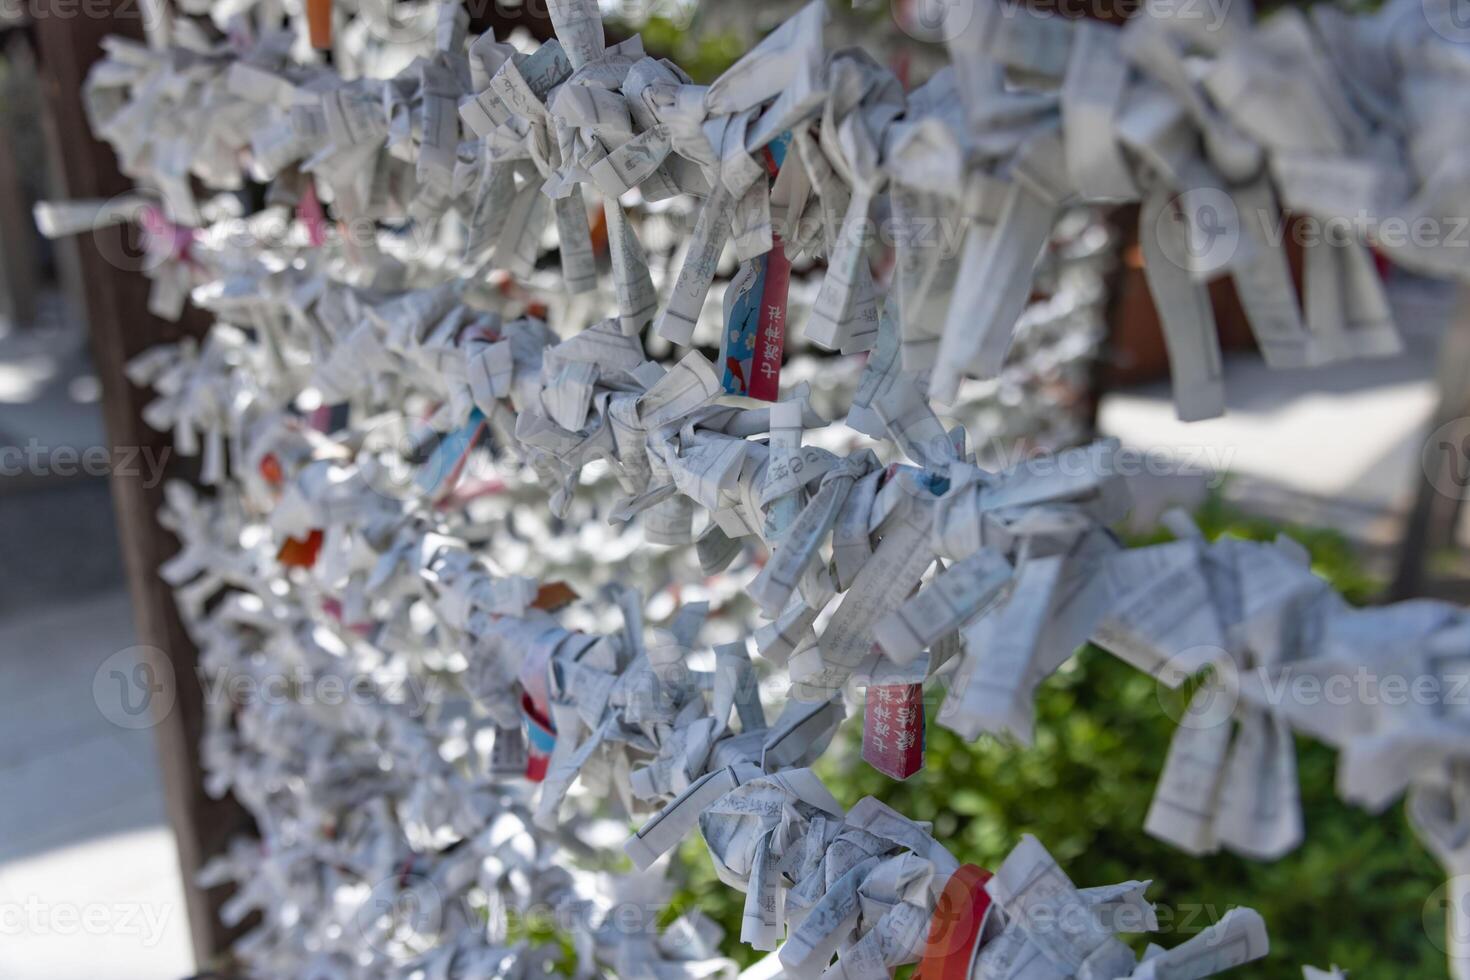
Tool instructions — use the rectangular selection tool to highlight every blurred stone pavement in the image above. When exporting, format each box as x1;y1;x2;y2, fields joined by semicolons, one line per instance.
1100;272;1462;588
0;302;193;980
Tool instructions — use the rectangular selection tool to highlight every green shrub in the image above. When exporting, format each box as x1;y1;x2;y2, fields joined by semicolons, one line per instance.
670;501;1445;977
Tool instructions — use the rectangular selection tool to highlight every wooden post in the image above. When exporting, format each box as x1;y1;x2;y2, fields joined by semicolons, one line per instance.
0;34;38;327
31;2;255;966
1392;286;1470;600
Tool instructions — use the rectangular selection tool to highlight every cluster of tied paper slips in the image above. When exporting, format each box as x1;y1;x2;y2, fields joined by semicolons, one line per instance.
36;0;1470;974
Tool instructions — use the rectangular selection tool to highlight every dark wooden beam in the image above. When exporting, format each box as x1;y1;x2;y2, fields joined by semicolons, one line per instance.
1393;288;1470;600
31;2;255;967
0;34;38;326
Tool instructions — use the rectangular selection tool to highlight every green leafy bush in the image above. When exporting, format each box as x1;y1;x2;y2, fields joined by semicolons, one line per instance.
671;501;1445;977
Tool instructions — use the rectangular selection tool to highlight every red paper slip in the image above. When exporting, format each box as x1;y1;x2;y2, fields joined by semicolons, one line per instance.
862;682;925;779
916;864;994;980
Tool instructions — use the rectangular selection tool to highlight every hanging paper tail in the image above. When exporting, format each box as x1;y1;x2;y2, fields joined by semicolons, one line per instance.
299;180;328;247
749;238;790;401
719;240;790;401
417;408;487;499
521;692;556;782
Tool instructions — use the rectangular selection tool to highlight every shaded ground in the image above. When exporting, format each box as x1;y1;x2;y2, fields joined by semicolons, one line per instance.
0;303;193;979
0;479;125;617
